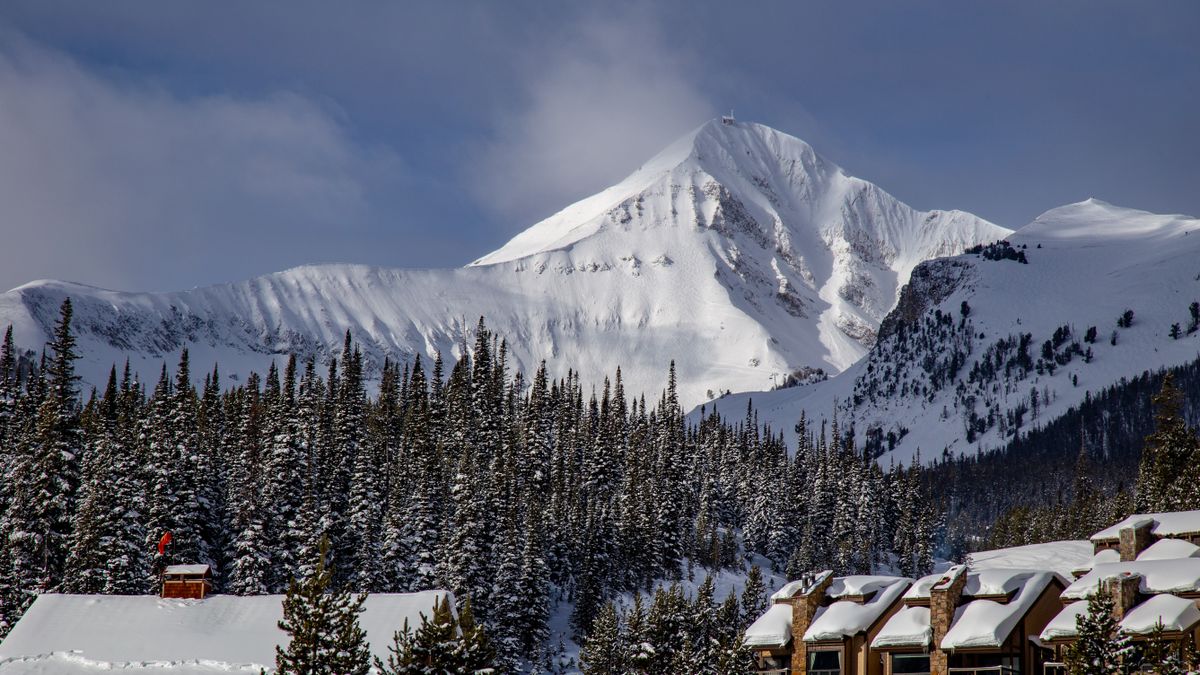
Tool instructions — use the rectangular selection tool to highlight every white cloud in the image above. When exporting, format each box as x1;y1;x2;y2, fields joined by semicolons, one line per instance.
470;12;715;228
0;30;404;292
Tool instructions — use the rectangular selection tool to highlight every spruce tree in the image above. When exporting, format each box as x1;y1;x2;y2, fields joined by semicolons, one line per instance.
580;602;625;675
1135;373;1200;511
275;536;371;675
1064;591;1131;675
740;565;767;624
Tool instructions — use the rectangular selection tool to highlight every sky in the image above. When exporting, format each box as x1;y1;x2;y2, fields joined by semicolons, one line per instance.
0;1;1197;293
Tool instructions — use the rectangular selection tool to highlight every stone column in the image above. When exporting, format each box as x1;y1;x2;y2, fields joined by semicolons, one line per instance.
786;571;834;675
929;565;968;675
1118;521;1154;561
1102;572;1142;620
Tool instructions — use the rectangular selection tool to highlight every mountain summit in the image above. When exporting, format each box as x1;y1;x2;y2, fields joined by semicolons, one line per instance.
705;198;1200;462
0;119;1007;405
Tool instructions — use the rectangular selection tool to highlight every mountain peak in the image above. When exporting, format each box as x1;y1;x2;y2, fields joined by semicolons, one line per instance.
470;119;846;267
1014;199;1197;243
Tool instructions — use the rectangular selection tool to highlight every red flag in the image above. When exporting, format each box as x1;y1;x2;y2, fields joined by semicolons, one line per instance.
158;531;173;556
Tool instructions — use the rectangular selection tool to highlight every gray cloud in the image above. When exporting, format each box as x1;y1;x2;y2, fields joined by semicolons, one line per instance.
0;29;404;292
469;11;715;227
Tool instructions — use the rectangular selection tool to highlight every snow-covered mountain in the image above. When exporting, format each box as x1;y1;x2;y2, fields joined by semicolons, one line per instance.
704;199;1200;462
0;119;1006;405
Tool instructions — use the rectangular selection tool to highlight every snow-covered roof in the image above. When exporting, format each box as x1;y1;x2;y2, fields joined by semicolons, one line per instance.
1137;538;1200;562
163;564;211;576
1039;602;1088;642
903;572;944;601
1073;548;1121;575
770;570;832;601
940;571;1059;650
1120;593;1200;635
0;592;453;673
1041;594;1200;642
802;577;911;642
1061;559;1200;600
871;606;932;649
743;603;793;648
826;575;907;599
963;569;1039;597
967;541;1095;579
1091;511;1200;541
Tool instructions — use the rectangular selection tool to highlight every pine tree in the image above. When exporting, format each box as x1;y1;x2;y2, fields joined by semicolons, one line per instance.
1064;591;1131;675
1136;373;1200;511
3;299;81;599
457;596;497;674
275;536;371;675
580;602;625;675
741;565;767;625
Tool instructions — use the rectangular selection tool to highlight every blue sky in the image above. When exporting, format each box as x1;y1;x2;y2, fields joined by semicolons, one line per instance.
0;1;1197;292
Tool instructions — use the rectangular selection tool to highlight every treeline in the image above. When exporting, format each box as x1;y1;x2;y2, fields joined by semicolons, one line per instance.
0;300;943;671
923;357;1200;554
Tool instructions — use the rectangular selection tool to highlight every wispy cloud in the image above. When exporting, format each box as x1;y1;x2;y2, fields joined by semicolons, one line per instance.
470;10;715;228
0;29;404;292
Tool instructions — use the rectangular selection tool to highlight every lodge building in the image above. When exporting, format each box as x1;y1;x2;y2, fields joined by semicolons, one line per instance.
747;509;1200;675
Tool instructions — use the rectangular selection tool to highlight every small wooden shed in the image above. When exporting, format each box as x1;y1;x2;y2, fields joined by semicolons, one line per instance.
160;564;213;599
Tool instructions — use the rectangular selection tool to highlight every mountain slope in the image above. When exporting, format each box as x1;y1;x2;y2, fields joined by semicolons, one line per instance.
0;119;1006;405
703;199;1200;461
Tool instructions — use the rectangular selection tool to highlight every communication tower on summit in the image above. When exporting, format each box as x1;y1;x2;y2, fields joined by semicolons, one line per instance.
721;110;735;125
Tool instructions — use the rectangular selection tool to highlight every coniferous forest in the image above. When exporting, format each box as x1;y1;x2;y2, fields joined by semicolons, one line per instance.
0;300;945;672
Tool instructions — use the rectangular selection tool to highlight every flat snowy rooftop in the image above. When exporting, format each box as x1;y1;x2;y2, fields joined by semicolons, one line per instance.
1092;510;1200;541
966;541;1094;579
0;592;452;673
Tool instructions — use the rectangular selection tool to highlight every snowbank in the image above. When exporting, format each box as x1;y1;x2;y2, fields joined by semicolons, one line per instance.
0;591;452;673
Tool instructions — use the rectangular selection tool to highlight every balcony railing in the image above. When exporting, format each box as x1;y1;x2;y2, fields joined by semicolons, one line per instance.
948;667;1018;675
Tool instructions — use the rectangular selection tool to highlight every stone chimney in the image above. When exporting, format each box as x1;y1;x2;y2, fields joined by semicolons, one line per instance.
780;570;833;675
929;565;968;675
1118;520;1155;561
1102;572;1142;620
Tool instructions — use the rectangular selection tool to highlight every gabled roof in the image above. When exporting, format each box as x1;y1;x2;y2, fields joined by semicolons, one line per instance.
802;577;911;642
770;570;832;601
1041;593;1200;642
1039;601;1088;643
1061;559;1200;600
826;575;904;600
0;591;453;673
902;572;944;602
1121;593;1200;635
940;571;1060;650
163;564;211;576
1137;538;1200;562
1091;510;1200;541
1073;548;1120;576
871;606;932;649
743;603;793;648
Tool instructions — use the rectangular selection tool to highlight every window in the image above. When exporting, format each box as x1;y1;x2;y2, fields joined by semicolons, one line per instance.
809;649;841;675
892;653;931;675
